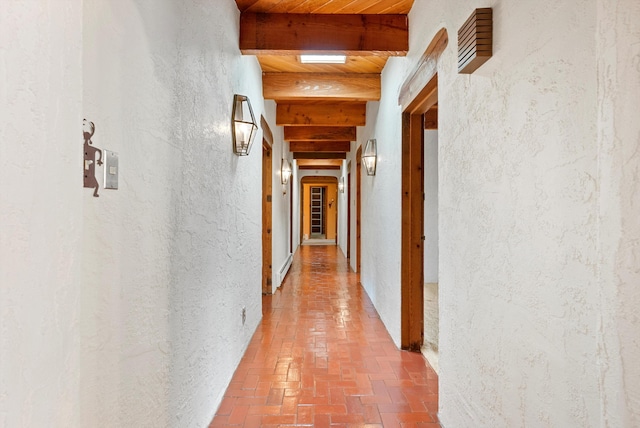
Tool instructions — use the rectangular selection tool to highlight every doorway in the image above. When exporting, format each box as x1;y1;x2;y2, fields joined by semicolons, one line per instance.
400;29;447;352
356;147;362;274
347;164;351;260
300;176;338;245
262;117;273;295
423;114;440;372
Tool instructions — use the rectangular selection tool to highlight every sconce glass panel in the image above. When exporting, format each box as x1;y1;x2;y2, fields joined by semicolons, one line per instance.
362;138;377;176
232;94;258;156
281;158;292;185
338;176;345;193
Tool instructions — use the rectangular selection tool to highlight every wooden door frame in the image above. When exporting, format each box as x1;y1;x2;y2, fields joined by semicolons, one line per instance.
356;146;362;274
347;162;351;260
399;29;448;351
262;116;273;295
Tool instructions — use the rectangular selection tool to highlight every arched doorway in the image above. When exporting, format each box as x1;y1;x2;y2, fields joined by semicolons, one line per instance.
300;176;339;245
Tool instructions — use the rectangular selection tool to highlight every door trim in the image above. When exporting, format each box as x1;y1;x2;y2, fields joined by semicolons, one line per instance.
347;162;351;260
400;29;447;351
356;146;362;274
262;116;273;295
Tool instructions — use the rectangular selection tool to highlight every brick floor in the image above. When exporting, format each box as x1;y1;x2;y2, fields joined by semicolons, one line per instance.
210;245;440;427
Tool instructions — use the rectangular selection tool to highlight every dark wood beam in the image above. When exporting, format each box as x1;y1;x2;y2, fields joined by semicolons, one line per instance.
264;73;380;101
285;126;356;141
294;152;346;160
290;141;350;152
277;103;366;126
240;13;408;56
300;176;340;184
299;165;341;170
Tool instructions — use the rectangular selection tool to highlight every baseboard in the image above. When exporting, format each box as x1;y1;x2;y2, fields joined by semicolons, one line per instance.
276;253;293;287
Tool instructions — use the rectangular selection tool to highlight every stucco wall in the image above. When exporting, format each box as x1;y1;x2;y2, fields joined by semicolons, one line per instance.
2;0;271;426
80;0;266;426
359;0;639;426
596;0;640;425
358;72;404;340
0;1;84;426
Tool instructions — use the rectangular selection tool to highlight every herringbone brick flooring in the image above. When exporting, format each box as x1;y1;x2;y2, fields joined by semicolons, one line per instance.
210;245;439;427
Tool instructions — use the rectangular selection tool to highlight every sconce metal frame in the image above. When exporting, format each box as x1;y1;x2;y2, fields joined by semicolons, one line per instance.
338;176;345;193
281;158;292;185
232;94;258;156
362;138;377;176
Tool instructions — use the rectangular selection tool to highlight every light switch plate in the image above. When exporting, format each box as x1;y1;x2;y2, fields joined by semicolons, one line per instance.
103;150;119;190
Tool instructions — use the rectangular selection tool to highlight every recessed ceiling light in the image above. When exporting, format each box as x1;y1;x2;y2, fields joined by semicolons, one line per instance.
299;55;347;64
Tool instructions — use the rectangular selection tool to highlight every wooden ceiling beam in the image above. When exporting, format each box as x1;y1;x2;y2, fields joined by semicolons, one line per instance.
277;103;366;126
285;126;356;141
240;13;408;56
264;73;380;101
297;158;342;167
290;141;351;152
299;165;341;170
294;152;347;160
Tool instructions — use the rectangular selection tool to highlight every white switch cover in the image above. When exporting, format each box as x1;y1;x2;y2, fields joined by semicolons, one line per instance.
103;150;119;190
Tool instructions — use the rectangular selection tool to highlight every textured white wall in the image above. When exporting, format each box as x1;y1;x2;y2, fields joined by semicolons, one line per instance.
79;0;267;426
435;1;599;425
268;100;292;289
0;1;84;426
0;0;272;425
357;0;640;426
358;91;403;342
596;0;640;425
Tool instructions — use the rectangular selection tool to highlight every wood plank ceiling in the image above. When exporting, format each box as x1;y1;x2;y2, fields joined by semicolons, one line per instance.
236;0;414;170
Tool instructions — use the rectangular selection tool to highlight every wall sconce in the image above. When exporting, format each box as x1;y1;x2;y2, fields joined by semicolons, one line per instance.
338;176;345;193
281;158;292;185
232;94;258;156
362;138;377;176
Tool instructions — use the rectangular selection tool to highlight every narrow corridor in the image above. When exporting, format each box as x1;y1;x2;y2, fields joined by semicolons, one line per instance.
210;246;440;427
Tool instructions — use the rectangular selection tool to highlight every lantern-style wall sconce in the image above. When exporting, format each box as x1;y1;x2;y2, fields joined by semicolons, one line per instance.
362;139;377;176
338;176;345;193
281;158;292;185
232;94;258;156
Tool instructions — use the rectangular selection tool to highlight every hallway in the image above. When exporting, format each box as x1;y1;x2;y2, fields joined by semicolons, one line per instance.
210;246;440;427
